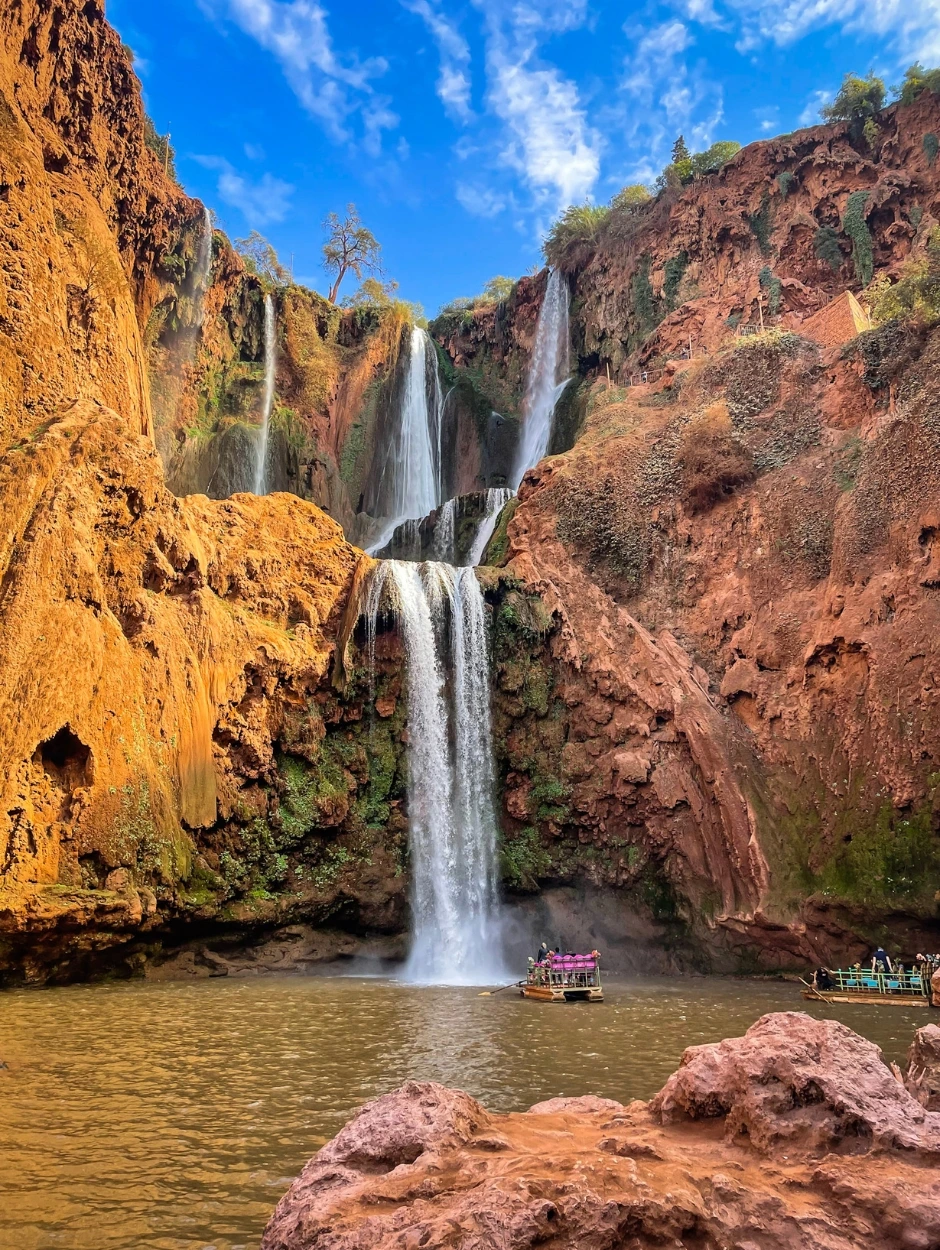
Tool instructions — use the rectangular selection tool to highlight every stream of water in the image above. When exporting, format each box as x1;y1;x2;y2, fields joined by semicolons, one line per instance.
0;974;925;1250
252;293;276;496
512;267;571;487
363;561;507;984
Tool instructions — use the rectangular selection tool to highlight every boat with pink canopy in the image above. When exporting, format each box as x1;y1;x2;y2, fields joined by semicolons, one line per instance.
521;950;603;1002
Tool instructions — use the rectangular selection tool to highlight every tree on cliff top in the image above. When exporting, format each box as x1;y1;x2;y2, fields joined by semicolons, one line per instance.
543;203;610;267
822;72;886;124
235;231;289;285
896;63;940;105
322;205;382;304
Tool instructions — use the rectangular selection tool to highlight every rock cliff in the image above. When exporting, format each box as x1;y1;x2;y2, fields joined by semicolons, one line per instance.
261;1012;940;1250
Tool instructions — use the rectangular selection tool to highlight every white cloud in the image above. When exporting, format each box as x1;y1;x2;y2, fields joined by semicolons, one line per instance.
207;0;396;147
720;0;940;60
455;182;506;216
488;54;601;206
798;89;832;126
195;156;294;224
402;0;473;121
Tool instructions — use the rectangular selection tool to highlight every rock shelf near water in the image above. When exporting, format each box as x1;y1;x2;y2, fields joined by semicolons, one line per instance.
262;1012;940;1250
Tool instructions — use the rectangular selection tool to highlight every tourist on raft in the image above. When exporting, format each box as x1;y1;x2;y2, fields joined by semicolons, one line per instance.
871;947;893;974
535;942;549;964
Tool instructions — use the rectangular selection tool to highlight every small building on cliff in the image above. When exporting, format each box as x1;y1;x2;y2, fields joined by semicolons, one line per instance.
800;290;871;349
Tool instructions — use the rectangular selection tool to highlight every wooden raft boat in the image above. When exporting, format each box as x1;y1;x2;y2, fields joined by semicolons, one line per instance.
801;965;935;1009
521;952;603;1002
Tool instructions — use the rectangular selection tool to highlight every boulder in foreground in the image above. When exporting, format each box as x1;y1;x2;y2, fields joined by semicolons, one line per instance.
263;1012;940;1250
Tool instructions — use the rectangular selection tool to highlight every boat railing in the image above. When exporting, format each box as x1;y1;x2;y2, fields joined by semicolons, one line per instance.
528;955;601;988
822;966;931;998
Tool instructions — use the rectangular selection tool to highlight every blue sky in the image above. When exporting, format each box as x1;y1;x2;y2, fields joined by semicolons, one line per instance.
111;0;939;316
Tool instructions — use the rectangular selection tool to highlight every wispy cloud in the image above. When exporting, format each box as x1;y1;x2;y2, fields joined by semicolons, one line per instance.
195;155;294;224
402;0;473;121
798;88;832;126
205;0;398;148
718;0;940;60
455;182;506;216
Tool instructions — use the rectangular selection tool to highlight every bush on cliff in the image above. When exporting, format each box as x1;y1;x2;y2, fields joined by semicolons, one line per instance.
822;72;886;124
679;405;755;513
543;203;610;268
870;227;940;327
897;62;940;105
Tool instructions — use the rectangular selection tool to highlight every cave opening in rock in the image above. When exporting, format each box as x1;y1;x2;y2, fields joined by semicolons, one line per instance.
37;727;91;786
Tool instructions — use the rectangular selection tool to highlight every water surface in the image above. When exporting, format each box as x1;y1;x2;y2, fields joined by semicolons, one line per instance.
0;974;926;1250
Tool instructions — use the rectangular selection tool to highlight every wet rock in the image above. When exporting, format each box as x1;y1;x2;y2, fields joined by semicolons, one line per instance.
262;1013;940;1250
906;1024;940;1111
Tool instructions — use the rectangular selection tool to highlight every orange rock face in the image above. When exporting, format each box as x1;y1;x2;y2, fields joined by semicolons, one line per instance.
261;1012;940;1250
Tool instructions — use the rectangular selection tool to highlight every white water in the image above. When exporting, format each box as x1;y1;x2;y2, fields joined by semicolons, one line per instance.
253;293;276;495
194;207;213;328
512;267;571;486
468;487;515;567
367;327;443;554
432;498;458;563
364;561;508;985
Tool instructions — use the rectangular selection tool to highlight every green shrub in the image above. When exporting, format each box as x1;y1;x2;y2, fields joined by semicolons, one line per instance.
814;224;843;272
897;63;940;106
630;253;659;339
748;189;773;256
759;265;783;315
481;275;515;303
821;72;886;124
663;251;689;310
144;116;178;182
869;226;940;326
843;190;873;286
777;171;796;198
911;203;924;229
543;203;610;266
691;141;741;176
924;133;939;166
611;184;652;212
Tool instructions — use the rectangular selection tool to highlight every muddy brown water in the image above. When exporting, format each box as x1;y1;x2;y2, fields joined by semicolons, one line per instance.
0;974;929;1250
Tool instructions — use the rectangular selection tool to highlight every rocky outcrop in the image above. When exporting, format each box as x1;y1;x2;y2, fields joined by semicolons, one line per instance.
262;1012;940;1249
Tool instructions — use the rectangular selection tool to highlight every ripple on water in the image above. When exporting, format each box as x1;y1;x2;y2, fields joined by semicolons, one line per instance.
0;974;926;1250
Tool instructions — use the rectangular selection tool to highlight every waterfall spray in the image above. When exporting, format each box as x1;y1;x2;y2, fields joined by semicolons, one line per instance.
512;268;571;487
364;561;508;985
253;293;276;496
194;207;213;329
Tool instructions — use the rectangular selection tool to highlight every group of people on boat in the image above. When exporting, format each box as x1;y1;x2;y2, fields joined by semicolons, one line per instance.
811;949;940;1003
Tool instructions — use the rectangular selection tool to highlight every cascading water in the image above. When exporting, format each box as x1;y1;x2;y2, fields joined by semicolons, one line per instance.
432;498;458;563
253;293;276;495
194;207;213;328
366;327;444;554
468;487;515;567
512;267;571;486
364;561;508;985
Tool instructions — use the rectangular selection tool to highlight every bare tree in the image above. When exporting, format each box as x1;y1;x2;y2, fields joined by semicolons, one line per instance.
322;204;381;304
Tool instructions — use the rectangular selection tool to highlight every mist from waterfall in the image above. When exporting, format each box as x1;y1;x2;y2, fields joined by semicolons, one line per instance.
512;267;571;487
364;561;508;985
366;327;443;554
253;293;276;495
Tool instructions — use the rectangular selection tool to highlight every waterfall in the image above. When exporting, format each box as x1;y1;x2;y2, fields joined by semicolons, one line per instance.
364;561;507;985
512;267;571;487
468;488;515;567
432;498;458;563
366;327;444;554
253;293;276;495
194;207;213;328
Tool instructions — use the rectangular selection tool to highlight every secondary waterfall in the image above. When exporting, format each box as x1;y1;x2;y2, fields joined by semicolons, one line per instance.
366;327;443;554
468;487;515;567
194;207;213;328
364;561;507;985
253;293;276;495
512;267;571;486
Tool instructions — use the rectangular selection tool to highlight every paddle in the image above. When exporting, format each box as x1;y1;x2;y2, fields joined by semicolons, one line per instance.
478;981;523;997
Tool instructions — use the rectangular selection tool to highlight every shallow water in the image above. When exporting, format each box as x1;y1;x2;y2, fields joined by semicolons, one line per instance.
0;974;927;1250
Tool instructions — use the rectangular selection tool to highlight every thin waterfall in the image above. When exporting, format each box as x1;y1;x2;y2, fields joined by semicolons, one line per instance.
512;267;571;487
194;207;213;328
364;560;507;985
468;488;515;567
366;327;444;554
432;498;458;563
253;293;276;495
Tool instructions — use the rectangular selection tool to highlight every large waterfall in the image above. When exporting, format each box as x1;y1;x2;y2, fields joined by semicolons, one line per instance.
194;207;213;328
253;293;276;495
364;561;508;985
367;327;443;554
512;267;571;486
